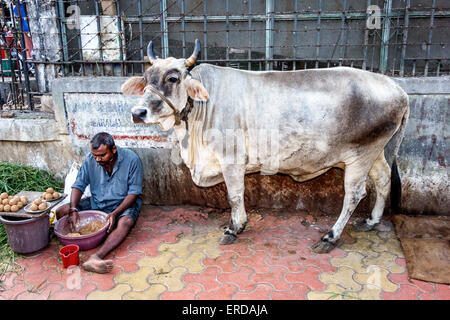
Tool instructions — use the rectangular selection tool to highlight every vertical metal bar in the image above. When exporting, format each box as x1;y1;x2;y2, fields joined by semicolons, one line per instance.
391;10;400;75
265;0;274;70
424;0;436;76
14;0;32;110
8;2;19;107
138;0;144;72
57;0;69;75
181;0;186;58
371;29;375;71
76;0;84;76
293;0;298;70
160;0;169;58
225;0;230;66
400;0;410;77
315;0;322;69
248;0;252;70
95;0;104;62
379;0;392;74
339;0;347;66
362;0;371;70
115;0;123;64
203;0;207;61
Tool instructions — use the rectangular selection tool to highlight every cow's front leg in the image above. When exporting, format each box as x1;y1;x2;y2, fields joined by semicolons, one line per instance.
219;164;247;245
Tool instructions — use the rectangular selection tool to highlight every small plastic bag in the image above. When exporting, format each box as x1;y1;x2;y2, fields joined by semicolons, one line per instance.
51;162;91;225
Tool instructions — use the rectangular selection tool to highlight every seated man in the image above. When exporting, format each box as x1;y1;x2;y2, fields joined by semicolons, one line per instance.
56;132;143;274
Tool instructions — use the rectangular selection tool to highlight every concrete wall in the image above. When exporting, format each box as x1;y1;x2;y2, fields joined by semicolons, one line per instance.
0;74;448;216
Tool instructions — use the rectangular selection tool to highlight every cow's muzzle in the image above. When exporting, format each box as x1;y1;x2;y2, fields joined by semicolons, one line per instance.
132;108;147;123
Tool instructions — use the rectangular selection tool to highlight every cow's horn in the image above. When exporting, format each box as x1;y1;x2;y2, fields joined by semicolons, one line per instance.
147;41;157;65
185;39;201;67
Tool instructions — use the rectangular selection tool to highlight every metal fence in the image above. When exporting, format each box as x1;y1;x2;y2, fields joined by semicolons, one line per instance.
1;0;449;111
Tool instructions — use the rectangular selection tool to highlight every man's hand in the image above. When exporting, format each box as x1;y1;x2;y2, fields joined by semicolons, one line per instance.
68;207;80;232
106;212;117;233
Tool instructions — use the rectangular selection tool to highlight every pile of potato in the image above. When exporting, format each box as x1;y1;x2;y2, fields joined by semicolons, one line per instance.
29;198;48;212
0;192;28;212
42;188;60;201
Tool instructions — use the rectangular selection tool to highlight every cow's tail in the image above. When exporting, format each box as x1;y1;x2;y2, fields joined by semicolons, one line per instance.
390;97;410;213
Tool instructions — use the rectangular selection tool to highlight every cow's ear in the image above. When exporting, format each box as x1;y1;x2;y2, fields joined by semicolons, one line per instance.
121;76;146;96
185;79;209;101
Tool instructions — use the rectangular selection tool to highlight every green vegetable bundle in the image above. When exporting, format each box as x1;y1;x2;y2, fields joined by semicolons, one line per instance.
0;162;63;279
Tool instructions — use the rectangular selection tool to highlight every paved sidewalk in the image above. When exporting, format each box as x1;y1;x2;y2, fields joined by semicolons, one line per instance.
1;206;449;300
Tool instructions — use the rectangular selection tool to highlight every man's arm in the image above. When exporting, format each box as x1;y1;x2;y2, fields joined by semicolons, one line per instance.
67;187;83;232
106;194;138;233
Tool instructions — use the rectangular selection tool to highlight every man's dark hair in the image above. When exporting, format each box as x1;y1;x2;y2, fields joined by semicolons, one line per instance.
90;132;115;150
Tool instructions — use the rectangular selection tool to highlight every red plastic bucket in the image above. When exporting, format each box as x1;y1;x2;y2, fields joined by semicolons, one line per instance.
59;244;79;268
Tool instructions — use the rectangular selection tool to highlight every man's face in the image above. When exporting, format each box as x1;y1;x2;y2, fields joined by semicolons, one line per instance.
91;144;116;167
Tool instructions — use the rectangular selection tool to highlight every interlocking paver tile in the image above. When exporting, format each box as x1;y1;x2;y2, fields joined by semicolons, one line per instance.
15;282;63;300
307;283;347;300
388;271;436;293
183;266;222;291
340;238;378;257
171;252;206;273
49;282;97;300
329;251;367;273
251;266;290;291
128;237;161;256
137;251;174;273
220;241;254;257
271;283;309;300
319;266;361;291
147;266;187;291
285;266;326;291
160;283;203;300
87;283;132;300
265;253;304;273
234;251;271;273
112;237;136;258
354;267;398;292
233;283;273;300
123;284;167;300
114;266;154;291
419;285;450;300
371;236;404;257
159;238;193;258
82;266;122;291
114;253;143;273
217;266;256;291
202;251;238;272
348;285;381;300
382;284;420;300
196;283;239;300
363;252;405;274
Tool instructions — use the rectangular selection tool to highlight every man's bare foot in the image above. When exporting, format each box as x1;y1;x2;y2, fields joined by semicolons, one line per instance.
82;254;113;274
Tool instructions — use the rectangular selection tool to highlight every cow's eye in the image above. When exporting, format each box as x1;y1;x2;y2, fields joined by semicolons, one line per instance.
168;77;178;83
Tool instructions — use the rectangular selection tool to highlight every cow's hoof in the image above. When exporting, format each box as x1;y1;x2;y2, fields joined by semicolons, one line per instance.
311;240;336;254
236;222;247;234
219;233;237;245
353;219;377;232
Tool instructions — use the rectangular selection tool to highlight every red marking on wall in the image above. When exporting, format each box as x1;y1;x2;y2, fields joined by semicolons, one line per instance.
69;118;168;143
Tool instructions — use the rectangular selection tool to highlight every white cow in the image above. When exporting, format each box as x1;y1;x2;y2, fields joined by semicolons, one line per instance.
121;40;410;253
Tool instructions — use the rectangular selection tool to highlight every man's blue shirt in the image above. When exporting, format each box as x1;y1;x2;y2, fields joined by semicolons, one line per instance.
72;146;143;213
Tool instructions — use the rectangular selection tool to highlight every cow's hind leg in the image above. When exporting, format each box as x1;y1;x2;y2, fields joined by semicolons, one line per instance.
312;163;369;253
354;151;390;231
219;164;247;245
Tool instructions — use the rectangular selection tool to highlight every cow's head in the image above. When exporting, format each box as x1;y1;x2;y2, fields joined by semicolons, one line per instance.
121;39;209;131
